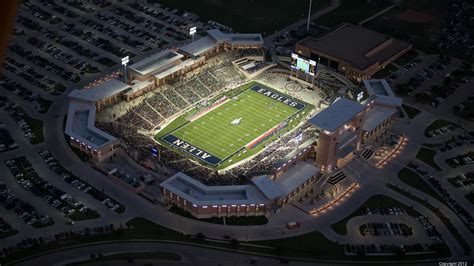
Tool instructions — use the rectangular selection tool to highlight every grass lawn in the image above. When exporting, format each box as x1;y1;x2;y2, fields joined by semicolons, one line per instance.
387;184;471;252
398;167;444;203
23;115;44;144
254;231;344;259
36;96;52;114
169;205;268;226
67;210;101;221
424;119;456;137
465;192;474;204
68;251;181;265
330;195;421;235
416;147;442;171
32;219;54;228
0;229;17;239
402;104;421;119
155;0;331;34
316;0;391;28
157;82;312;168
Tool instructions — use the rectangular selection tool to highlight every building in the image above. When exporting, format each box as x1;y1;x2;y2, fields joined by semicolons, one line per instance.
68;79;131;111
307;79;403;171
161;172;268;219
361;79;402;141
295;23;412;81
64;102;118;162
179;29;264;58
128;50;184;82
161;160;320;218
309;98;366;171
126;29;263;87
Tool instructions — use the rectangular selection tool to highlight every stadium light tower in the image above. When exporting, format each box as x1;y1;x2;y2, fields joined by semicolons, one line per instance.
307;0;312;31
190;26;197;58
121;55;129;84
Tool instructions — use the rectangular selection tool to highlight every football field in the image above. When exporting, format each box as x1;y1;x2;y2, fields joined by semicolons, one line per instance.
160;83;307;166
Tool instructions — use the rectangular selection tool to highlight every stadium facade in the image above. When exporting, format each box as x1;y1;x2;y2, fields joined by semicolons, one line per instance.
65;28;402;219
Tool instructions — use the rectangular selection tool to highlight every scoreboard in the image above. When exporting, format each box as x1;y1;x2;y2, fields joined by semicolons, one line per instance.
291;53;316;76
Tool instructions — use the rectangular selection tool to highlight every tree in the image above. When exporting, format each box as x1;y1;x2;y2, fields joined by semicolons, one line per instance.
230;238;239;247
196;232;206;241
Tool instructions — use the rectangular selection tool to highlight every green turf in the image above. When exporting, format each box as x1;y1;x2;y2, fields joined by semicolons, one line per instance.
170;87;300;160
158;82;310;168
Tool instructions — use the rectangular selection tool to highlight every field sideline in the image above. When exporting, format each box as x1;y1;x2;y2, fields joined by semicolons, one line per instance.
158;82;311;167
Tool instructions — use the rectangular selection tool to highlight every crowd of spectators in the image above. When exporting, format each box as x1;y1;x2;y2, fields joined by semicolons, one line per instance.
97;49;316;186
112;51;247;132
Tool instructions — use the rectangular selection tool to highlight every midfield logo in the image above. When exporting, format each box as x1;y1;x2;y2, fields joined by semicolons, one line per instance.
230;117;242;125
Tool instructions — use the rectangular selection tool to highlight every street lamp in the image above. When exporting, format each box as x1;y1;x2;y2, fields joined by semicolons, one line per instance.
121;56;129;84
190;26;197;58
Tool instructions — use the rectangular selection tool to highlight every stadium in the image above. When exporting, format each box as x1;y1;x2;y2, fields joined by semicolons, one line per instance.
157;81;312;169
65;28;403;219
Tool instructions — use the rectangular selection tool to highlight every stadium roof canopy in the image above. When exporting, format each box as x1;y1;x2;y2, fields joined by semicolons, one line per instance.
180;29;264;57
180;36;218;57
252;161;319;199
154;57;203;80
251;175;285;199
160;172;267;206
363;106;397;132
65;102;116;150
309;98;365;132
128;49;184;76
363;79;402;108
298;23;411;70
69;79;130;102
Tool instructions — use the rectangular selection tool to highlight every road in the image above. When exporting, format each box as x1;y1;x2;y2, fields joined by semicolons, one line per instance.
12;241;448;266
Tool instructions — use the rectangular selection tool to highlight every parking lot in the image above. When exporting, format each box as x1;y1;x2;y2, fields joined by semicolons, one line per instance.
38;150;124;214
4;156;99;222
383;52;473;118
2;0;216;117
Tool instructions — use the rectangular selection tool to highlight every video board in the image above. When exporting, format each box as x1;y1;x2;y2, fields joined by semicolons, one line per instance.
291;53;316;76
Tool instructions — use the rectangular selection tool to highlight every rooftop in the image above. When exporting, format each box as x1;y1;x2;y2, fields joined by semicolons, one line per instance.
309;97;365;132
69;79;130;102
250;161;319;200
160;172;267;206
363;79;402;107
128;50;183;76
180;35;217;57
363;106;397;132
180;29;263;57
298;23;411;70
65;102;116;150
